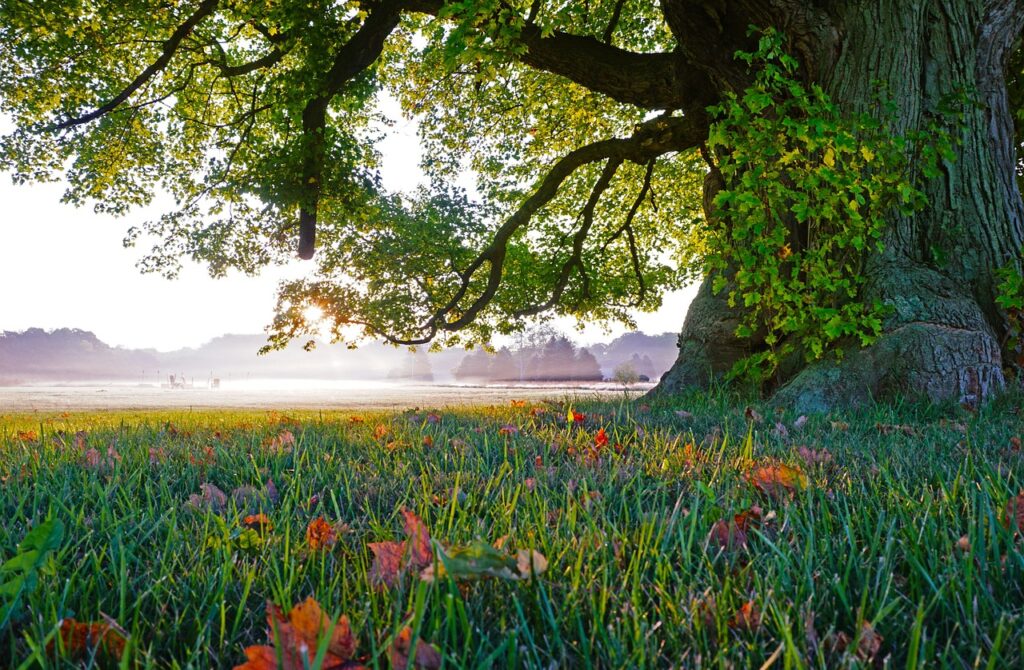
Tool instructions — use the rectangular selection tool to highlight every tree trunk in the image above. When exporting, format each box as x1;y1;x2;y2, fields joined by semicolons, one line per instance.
655;0;1024;411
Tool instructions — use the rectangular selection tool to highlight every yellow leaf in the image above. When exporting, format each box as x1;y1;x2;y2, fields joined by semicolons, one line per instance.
823;147;836;167
860;146;875;162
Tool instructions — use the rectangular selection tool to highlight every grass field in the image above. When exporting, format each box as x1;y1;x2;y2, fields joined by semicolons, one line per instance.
1;392;1023;668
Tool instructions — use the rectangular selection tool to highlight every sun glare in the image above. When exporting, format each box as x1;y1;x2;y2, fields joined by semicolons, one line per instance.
303;305;325;328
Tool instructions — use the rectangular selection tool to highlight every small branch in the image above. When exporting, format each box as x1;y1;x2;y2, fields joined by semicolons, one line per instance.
602;0;627;44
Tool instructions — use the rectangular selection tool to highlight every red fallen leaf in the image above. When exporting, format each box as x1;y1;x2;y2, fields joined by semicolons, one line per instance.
48;618;126;661
1004;491;1024;533
369;541;407;588
571;411;586;424
594;428;609;449
708;506;762;551
498;424;519;436
729;600;763;633
1010;436;1021;452
745;462;808;498
306;517;338;550
234;598;355;670
189;445;216;467
534;455;543;467
265;430;296;453
243;513;273;532
389;627;441;670
402;508;432;570
524;477;537;492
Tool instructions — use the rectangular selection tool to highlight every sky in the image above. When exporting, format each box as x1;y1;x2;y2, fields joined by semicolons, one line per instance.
0;100;697;352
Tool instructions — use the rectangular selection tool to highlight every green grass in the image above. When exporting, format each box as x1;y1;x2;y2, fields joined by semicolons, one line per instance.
1;392;1023;668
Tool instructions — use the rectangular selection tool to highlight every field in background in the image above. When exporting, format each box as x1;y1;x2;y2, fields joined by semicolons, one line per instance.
0;381;650;413
1;393;1023;667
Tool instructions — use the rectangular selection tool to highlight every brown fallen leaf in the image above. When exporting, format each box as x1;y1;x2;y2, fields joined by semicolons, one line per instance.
875;422;918;437
826;622;883;662
48;618;126;662
369;541;407;588
389;627;441;670
402;508;433;570
187;483;228;513
744;406;764;423
796;446;833;468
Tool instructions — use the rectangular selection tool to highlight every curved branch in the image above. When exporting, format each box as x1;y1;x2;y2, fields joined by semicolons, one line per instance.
46;0;220;131
378;114;706;345
603;158;655;306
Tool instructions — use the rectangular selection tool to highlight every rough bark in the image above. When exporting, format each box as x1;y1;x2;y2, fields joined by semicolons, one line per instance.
655;0;1024;411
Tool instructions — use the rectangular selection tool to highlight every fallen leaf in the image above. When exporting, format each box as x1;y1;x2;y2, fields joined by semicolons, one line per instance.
594;428;609;449
796;446;833;468
373;424;390;440
830;420;849;431
306;517;338;550
745;462;808;498
875;422;917;436
401;508;433;570
15;430;38;442
243;514;273;532
187;483;228;513
369;541;407;589
708;506;762;552
497;424;519;436
957;535;970;552
48;618;126;662
744;406;764;423
729;600;762;633
510;399;527;407
389;627;441;670
421;540;548;582
234;598;354;670
1004;491;1024;533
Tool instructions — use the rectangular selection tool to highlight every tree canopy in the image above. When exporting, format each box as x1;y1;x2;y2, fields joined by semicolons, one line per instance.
0;0;711;349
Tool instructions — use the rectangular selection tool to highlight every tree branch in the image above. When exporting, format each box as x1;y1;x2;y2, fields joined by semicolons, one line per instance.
46;0;220;131
297;0;404;259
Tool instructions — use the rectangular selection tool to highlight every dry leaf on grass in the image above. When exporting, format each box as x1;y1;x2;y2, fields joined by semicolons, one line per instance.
389;627;441;670
48;618;126;662
234;598;356;670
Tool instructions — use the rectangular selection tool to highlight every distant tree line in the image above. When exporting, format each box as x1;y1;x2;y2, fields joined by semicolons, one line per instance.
453;336;603;383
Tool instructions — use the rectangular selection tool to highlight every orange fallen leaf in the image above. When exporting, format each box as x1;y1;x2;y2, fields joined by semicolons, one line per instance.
243;514;273;532
368;509;434;588
510;399;527;407
745;462;808;498
729;600;762;633
498;424;519;436
389;627;441;670
48;618;126;662
234;598;354;670
373;424;390;440
15;430;38;442
594;428;609;449
306;517;338;550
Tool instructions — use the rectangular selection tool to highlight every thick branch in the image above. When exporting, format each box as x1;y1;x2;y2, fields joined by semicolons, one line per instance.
47;0;220;131
403;0;713;111
297;0;404;259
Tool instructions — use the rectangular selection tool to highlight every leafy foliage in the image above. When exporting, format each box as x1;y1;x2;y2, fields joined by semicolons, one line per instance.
704;29;958;382
0;516;63;630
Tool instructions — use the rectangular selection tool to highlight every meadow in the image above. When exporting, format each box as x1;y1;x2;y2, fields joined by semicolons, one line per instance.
1;392;1023;668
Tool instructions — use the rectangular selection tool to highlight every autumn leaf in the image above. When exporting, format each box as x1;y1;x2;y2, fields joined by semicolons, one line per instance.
510;399;527;407
594;428;609;449
708;506;762;552
827;622;883;662
745;462;808;498
48;618;126;662
373;424;390;440
306;517;338;550
15;430;38;442
187;483;228;513
729;600;762;633
497;424;519;436
796;446;833;468
368;541;407;589
744;406;764;423
234;598;355;670
421;540;548;582
402;509;432;569
389;627;441;670
243;514;273;532
1004;491;1024;533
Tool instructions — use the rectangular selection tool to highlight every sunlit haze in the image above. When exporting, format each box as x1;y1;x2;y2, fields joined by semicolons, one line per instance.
0;99;696;352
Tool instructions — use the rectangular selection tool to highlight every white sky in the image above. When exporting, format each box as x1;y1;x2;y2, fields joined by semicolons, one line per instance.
0;100;696;352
